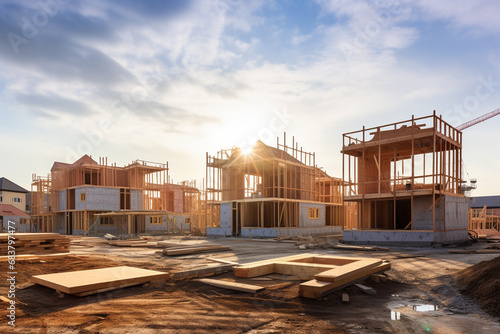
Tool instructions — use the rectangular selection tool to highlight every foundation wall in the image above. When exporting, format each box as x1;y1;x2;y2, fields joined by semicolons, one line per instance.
207;226;342;238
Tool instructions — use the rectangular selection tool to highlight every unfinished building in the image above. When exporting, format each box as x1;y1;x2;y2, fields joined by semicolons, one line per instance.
342;113;469;245
31;155;200;236
205;136;346;237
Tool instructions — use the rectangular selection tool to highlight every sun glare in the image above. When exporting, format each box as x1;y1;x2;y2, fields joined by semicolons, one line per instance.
241;147;253;155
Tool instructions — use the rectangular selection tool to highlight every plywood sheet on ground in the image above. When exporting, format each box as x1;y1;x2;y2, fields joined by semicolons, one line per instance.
32;266;168;294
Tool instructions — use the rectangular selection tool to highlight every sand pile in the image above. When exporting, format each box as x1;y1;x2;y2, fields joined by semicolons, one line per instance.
456;256;500;318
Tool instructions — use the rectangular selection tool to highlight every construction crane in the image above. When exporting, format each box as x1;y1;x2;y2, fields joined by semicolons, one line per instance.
456;107;499;196
456;107;500;131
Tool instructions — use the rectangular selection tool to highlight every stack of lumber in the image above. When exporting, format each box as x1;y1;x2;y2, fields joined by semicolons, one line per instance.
233;253;390;299
32;266;169;296
0;233;69;256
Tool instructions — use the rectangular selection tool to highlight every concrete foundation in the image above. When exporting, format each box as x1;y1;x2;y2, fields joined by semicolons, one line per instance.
343;229;468;246
207;226;342;238
344;195;469;246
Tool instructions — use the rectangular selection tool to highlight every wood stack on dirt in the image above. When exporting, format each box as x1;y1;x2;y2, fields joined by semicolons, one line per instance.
32;266;169;297
0;233;69;256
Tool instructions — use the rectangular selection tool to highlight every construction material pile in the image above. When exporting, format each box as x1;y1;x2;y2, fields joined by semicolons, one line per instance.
0;233;69;256
32;266;169;296
456;256;500;318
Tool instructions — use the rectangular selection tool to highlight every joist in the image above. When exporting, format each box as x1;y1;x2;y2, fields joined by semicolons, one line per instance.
32;266;168;295
195;278;265;293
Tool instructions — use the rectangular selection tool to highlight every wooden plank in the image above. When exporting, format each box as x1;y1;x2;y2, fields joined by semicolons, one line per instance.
233;254;371;278
163;245;231;256
233;263;275;278
355;283;376;295
172;264;234;280
314;258;383;282
299;262;391;299
330;244;389;252
233;253;319;278
206;258;239;265
195;278;265;293
273;262;336;278
32;266;169;294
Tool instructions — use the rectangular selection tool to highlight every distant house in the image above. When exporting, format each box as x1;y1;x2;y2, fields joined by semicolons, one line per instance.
469;196;500;215
0;177;30;213
0;204;30;232
31;155;200;235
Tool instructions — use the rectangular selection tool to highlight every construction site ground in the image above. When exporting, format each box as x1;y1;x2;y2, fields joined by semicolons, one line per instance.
1;236;499;334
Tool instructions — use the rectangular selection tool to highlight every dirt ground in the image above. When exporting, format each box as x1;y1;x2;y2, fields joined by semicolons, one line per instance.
1;237;499;333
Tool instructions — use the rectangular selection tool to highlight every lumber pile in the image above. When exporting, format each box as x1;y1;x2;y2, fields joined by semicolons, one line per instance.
234;253;390;299
0;233;69;256
32;266;168;296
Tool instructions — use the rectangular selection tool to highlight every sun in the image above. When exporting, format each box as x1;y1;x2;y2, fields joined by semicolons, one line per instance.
241;147;253;155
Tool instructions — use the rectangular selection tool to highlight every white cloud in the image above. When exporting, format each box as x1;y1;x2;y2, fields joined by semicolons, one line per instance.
411;0;500;34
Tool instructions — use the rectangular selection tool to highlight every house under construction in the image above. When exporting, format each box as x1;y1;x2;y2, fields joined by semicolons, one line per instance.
205;136;348;237
31;155;200;236
342;113;469;245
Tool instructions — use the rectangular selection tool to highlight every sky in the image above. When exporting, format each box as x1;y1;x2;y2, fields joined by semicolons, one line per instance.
0;0;499;196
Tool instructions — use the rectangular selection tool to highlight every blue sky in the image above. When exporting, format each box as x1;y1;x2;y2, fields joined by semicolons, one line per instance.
0;0;499;196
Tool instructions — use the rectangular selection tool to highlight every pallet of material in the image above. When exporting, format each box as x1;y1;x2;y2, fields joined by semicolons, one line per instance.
0;233;69;256
163;244;231;256
233;253;390;299
32;266;168;296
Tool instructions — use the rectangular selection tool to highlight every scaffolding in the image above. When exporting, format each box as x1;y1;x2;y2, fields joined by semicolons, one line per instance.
206;135;346;232
342;112;464;231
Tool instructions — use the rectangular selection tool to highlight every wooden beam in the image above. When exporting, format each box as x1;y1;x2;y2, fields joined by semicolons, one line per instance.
299;262;391;299
172;264;234;280
313;258;383;282
163;245;230;256
194;278;264;293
